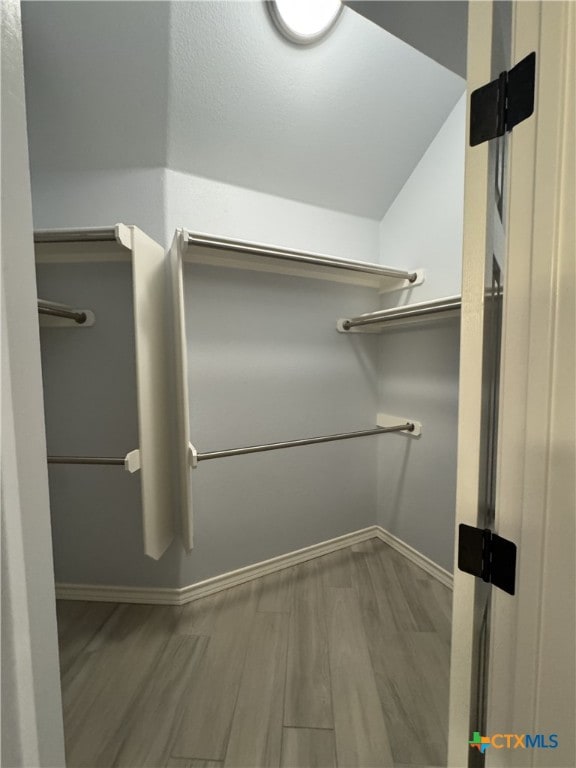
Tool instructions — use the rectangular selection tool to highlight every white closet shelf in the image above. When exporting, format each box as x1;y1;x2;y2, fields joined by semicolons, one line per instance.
337;295;461;333
181;230;423;290
34;224;133;262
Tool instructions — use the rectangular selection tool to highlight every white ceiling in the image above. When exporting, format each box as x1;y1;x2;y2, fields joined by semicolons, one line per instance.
22;1;465;220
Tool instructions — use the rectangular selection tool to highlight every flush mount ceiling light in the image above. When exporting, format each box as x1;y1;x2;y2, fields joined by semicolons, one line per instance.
268;0;343;45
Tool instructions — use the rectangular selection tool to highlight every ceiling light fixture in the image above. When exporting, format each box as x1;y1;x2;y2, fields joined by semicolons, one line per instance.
268;0;343;45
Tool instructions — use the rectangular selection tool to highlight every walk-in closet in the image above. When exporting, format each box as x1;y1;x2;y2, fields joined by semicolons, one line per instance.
22;1;468;765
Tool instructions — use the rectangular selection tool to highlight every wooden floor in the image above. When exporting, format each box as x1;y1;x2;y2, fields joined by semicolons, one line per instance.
57;539;452;768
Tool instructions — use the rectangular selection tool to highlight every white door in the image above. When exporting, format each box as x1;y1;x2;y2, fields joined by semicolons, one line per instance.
449;2;575;766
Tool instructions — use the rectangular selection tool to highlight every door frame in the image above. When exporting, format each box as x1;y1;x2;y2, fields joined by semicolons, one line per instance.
448;1;575;766
1;1;66;764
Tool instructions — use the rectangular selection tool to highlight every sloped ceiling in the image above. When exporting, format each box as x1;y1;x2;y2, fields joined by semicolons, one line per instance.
22;1;465;220
346;1;468;77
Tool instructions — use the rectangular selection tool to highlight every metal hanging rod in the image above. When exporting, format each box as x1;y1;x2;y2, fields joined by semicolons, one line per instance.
195;423;414;462
34;227;118;244
341;295;461;331
38;300;87;325
47;456;125;466
47;424;414;467
185;231;419;283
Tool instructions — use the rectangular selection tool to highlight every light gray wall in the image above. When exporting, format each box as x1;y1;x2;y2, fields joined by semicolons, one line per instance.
378;95;466;297
1;0;65;762
376;320;460;573
347;1;468;77
21;0;463;220
167;0;464;217
170;170;382;585
31;168;166;245
376;96;466;573
23;3;466;587
179;265;380;586
35;262;181;587
21;1;171;174
36;176;382;588
164;169;381;256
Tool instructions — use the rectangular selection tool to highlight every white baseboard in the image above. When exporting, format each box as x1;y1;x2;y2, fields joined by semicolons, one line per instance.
55;524;452;605
374;526;453;589
55;526;379;605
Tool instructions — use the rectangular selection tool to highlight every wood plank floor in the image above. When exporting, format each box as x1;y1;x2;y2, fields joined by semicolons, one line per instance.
57;539;451;768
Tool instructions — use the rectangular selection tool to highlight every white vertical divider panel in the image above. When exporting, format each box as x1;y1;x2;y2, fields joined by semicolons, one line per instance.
35;224;176;560
129;225;176;559
169;230;194;550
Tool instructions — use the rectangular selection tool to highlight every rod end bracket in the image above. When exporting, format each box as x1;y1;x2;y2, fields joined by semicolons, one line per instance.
377;413;422;437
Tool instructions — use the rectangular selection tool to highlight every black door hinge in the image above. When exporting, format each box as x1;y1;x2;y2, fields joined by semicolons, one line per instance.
470;52;536;146
458;524;517;595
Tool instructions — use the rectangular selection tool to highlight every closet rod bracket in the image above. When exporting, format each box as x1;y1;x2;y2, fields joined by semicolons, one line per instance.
378;413;422;437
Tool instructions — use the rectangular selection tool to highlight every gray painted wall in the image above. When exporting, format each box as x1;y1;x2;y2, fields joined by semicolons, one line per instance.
21;0;463;219
21;1;171;174
31;168;166;245
35;262;184;586
24;6;466;588
35;179;383;588
377;320;460;573
179;265;381;587
376;96;466;572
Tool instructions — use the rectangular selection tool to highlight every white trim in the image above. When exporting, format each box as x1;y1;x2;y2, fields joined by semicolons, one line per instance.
373;527;453;589
487;3;576;762
448;3;496;764
55;525;452;605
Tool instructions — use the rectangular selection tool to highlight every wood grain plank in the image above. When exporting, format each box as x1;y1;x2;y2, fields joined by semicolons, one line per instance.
327;587;394;767
166;759;221;768
353;539;420;633
188;762;222;768
57;546;451;768
107;634;209;767
63;604;180;767
177;589;226;636
284;559;333;729
319;547;354;588
366;631;450;767
256;567;295;613
56;600;90;636
280;728;336;768
223;611;288;768
373;541;436;632
57;601;118;680
416;576;453;646
171;581;258;760
355;543;451;766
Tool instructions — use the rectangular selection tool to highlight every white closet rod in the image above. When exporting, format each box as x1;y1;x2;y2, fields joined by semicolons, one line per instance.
341;295;461;330
186;231;418;283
